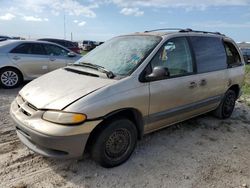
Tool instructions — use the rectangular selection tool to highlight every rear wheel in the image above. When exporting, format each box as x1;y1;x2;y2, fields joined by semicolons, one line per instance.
213;90;236;119
91;118;137;168
0;68;22;89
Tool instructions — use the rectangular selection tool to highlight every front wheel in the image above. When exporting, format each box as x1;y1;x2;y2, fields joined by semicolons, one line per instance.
0;68;22;89
91;118;137;168
213;90;236;119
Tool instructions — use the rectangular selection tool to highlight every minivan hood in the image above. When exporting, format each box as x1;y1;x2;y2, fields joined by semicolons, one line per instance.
19;68;116;110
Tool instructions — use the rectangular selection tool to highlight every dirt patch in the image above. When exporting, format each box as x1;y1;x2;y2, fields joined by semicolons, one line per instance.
0;87;250;188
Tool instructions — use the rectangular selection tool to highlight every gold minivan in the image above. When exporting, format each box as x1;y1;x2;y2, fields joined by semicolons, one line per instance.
10;29;245;167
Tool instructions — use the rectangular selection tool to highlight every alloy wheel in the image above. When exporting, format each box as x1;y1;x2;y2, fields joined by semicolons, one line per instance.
1;71;19;87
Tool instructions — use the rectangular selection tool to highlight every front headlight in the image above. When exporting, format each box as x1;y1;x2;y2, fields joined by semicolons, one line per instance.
42;110;87;125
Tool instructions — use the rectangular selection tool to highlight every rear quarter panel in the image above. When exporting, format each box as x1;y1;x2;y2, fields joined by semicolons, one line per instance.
227;65;245;89
225;38;245;90
0;53;12;68
0;53;26;76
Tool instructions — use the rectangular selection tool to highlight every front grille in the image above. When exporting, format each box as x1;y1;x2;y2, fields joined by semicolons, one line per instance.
20;108;31;116
16;95;38;117
27;103;38;111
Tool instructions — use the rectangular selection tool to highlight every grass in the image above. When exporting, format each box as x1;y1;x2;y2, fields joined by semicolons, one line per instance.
81;50;88;56
243;64;250;97
242;64;250;106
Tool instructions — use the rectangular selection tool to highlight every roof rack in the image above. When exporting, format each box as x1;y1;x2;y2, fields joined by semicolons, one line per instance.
144;28;224;36
181;28;224;36
144;28;185;33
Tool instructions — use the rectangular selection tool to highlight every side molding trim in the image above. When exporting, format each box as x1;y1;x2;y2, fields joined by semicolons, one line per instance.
145;95;223;124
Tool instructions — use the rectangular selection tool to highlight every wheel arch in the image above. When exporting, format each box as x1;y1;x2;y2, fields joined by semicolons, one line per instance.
103;108;144;139
228;84;240;98
0;66;24;81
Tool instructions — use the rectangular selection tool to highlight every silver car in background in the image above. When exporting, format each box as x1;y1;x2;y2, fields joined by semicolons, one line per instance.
0;40;81;88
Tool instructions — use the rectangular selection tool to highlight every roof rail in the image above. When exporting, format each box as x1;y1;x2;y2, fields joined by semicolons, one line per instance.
144;28;185;33
179;28;224;36
144;28;224;36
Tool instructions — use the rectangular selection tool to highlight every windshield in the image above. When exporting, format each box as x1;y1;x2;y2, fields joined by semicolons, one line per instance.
75;35;161;75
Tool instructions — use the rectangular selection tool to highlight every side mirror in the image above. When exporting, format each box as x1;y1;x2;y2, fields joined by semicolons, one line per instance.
67;52;76;57
145;66;169;81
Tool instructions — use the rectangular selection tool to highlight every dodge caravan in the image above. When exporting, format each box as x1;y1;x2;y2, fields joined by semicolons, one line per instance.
10;29;245;167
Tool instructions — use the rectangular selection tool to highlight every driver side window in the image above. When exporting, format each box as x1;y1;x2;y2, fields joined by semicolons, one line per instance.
151;37;194;77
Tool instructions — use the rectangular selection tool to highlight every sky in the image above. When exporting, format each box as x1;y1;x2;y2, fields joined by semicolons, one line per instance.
0;0;250;42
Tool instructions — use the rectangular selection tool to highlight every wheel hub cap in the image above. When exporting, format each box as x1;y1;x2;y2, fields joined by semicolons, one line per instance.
105;128;131;159
1;71;18;87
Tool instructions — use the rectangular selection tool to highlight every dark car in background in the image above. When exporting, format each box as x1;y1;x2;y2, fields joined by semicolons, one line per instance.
0;35;24;42
241;48;250;64
38;38;81;54
0;35;11;42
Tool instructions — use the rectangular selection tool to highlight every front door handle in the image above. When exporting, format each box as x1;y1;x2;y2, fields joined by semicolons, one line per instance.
189;81;197;89
200;79;207;86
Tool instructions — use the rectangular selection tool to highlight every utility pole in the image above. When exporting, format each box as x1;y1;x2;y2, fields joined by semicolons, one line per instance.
64;13;66;39
71;32;73;41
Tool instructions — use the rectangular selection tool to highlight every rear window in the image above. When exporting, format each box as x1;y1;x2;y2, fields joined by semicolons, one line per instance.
224;42;241;67
190;36;227;73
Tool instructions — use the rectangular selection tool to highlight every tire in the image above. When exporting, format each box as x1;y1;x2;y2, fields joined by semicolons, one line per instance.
213;90;236;119
91;118;137;168
0;68;22;89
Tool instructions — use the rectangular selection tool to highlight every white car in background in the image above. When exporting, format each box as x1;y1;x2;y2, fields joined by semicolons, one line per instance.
0;40;81;88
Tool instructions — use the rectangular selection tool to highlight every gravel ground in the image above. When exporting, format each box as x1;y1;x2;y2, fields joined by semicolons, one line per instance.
0;86;250;188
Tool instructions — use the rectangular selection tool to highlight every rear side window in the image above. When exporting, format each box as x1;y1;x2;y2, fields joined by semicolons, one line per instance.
10;43;46;55
10;43;31;54
224;41;241;67
190;36;227;73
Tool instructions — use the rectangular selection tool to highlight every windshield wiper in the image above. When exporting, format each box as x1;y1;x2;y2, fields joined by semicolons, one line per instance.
72;62;115;79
